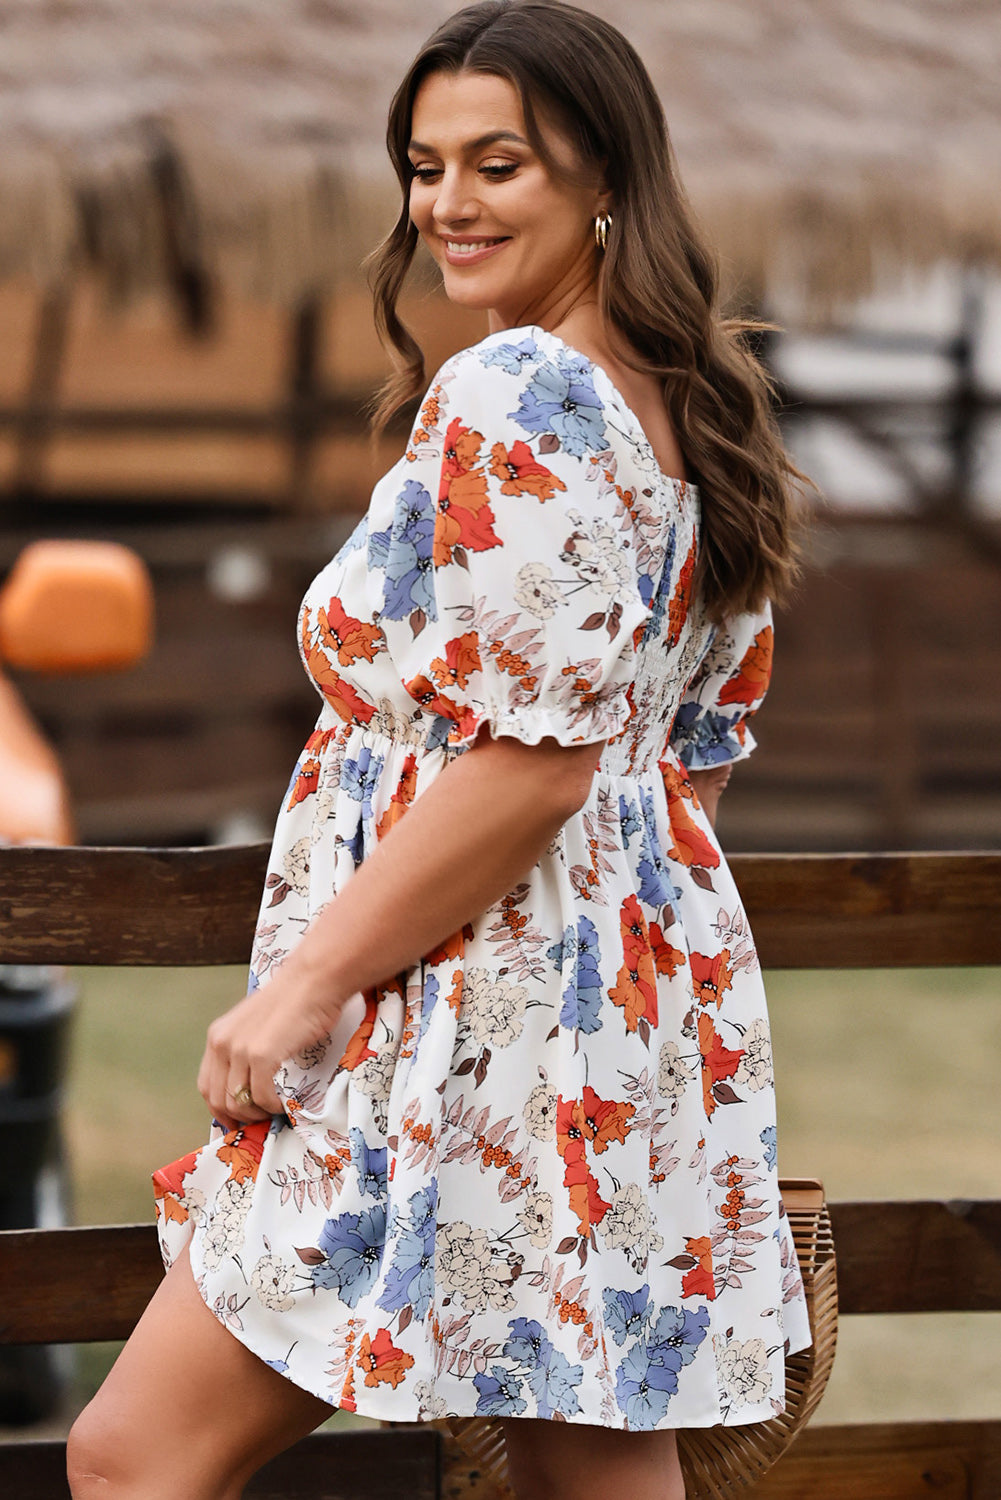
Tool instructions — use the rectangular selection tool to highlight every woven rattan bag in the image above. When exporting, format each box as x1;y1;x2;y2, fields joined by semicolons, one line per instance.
438;1177;837;1499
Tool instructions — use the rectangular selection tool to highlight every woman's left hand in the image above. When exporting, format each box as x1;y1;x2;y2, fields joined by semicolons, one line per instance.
196;966;342;1130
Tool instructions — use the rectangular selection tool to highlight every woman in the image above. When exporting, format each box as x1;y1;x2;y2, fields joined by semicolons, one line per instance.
68;4;811;1497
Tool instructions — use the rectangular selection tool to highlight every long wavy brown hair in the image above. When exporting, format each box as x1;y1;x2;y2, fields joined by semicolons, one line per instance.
368;0;807;620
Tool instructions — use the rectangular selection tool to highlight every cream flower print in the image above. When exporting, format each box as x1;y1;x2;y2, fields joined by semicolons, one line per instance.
436;1220;515;1313
599;1183;665;1261
414;1380;448;1420
514;561;563;620
461;968;529;1049
282;837;311;898
718;1337;772;1406
199;1177;254;1272
251;1251;298;1312
657;1039;696;1100
517;1189;553;1249
179;1185;207;1227
734;1018;773;1093
561;509;632;595
354;1050;396;1132
523;1082;558;1140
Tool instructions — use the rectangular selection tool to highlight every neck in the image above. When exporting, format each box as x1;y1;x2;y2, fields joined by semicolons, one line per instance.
487;260;602;340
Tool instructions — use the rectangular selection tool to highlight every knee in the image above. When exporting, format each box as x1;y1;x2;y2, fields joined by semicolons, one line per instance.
66;1398;128;1497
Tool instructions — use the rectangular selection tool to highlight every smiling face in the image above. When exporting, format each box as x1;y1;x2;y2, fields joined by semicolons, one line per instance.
407;69;608;332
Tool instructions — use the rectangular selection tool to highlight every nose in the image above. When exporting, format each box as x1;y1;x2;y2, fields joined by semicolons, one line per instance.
431;167;478;229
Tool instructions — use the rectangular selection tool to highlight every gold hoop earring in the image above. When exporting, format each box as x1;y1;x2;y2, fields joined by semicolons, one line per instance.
594;212;612;252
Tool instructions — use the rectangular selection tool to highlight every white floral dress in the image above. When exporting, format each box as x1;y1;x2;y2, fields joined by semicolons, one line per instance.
155;326;810;1431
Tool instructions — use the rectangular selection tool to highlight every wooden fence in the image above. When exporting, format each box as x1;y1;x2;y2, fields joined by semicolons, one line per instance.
1;846;1000;1497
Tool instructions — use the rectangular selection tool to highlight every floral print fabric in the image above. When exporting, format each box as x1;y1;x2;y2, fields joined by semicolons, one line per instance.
155;327;810;1430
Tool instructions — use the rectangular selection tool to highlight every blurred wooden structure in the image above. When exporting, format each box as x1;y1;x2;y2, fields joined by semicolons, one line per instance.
2;0;1000;316
1;844;1000;1497
2;0;1001;854
3;504;999;852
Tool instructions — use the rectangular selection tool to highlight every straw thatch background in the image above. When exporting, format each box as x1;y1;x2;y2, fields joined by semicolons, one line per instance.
1;0;1000;317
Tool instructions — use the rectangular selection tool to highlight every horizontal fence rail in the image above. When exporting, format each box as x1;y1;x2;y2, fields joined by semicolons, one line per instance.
1;842;1000;1499
1;846;1000;969
1;1199;1000;1346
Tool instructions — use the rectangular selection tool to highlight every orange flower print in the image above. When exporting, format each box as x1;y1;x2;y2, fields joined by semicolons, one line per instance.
488;439;568;501
445;968;463;1014
153;1146;202;1224
556;1088;633;1235
650;921;686;978
667;535;697;647
424;924;474;967
609;895;659;1033
660;762;720;872
434;419;502;564
691;949;733;1009
697;1012;743;1120
337;995;380;1072
555;1090;630;1236
300;609;377;726
681;1235;716;1301
287;756;320;809
566;1160;612;1239
430;632;482;691
216;1120;269;1184
376;754;418;840
403;672;479;742
358;1327;415;1389
718;626;774;708
286;728;337;810
318;596;385;666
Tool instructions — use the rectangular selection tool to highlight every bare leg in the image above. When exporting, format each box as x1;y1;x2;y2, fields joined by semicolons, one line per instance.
67;1245;333;1500
501;1418;686;1500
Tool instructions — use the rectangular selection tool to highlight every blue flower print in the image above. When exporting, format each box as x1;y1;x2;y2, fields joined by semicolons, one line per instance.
340;747;382;867
338;514;368;559
501;1316;549;1366
545;927;570;971
377;1182;437;1322
614;1303;709;1428
509;358;607;457
349;1127;388;1199
342;748;382;821
556;915;604;1033
265;1342;296;1375
311;1203;386;1306
415;972;440;1052
672;702;743;768
641;522;678;640
602;1284;652;1347
760;1124;778;1171
493;1319;583;1419
474;1365;528;1417
619;794;643;847
480;338;539;375
370;479;437;622
651;1304;709;1369
614;1337;681;1428
526;1346;583;1419
636;785;677;909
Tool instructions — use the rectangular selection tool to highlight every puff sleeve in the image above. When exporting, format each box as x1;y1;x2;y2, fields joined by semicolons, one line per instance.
669;603;774;769
367;338;654;750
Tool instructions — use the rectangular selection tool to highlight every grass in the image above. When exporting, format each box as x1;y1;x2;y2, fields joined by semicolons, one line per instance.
33;964;1001;1429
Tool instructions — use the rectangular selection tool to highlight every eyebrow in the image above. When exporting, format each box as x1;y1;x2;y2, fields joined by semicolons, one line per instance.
407;129;529;156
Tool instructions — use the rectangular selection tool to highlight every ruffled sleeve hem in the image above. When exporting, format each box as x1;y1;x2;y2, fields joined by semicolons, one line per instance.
443;683;634;753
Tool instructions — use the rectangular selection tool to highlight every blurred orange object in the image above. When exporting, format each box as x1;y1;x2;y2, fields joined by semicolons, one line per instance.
0;540;153;673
